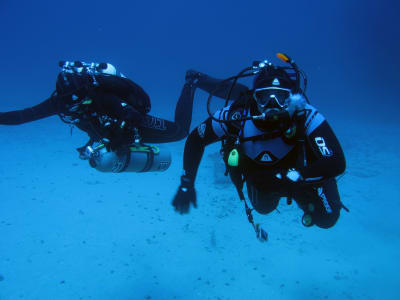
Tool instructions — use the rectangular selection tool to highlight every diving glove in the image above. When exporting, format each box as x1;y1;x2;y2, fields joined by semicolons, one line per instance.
172;175;197;214
285;93;306;117
185;70;202;86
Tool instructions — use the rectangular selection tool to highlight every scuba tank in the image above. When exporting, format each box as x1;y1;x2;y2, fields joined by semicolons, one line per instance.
86;142;171;173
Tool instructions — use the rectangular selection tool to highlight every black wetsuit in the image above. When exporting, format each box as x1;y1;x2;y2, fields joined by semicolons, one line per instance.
0;72;195;147
181;74;346;229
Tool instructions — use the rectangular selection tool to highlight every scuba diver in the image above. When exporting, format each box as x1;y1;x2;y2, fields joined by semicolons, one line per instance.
0;61;197;173
172;53;348;242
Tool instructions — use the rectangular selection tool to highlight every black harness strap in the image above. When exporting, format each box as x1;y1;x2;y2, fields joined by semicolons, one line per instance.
141;147;155;172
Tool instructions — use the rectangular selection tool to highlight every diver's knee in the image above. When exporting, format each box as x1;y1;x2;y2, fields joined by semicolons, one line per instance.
251;200;277;214
311;211;340;229
247;184;280;214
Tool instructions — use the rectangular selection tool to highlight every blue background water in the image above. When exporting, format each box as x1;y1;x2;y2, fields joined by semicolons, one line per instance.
0;1;399;299
1;0;399;122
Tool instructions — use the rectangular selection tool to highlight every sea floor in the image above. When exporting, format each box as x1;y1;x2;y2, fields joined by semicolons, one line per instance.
0;118;399;300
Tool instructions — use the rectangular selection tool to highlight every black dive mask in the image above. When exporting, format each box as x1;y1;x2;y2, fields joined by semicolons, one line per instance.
253;87;291;110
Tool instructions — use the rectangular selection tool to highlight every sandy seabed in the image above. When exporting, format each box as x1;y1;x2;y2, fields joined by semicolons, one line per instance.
0;117;399;300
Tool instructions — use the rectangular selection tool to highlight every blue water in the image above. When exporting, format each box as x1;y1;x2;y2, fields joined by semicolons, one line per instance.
0;1;399;299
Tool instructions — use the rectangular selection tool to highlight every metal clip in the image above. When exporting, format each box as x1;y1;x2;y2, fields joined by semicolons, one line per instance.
133;127;141;143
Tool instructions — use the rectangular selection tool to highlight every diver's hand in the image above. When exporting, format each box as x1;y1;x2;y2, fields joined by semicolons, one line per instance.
286;93;306;117
185;69;202;86
172;176;197;214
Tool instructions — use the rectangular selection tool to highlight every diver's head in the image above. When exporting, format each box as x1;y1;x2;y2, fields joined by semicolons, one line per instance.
253;65;296;114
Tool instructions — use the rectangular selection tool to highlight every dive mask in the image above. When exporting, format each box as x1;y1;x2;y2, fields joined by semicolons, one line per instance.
253;87;291;109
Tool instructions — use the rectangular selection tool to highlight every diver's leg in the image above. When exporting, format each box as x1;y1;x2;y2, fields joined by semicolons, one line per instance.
0;96;58;125
172;82;196;139
246;180;281;214
294;178;341;228
313;178;342;228
190;70;248;100
139;115;180;143
139;81;197;143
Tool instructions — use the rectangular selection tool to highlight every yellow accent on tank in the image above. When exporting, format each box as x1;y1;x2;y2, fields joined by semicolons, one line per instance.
129;145;160;154
82;99;93;105
94;143;105;150
151;146;160;154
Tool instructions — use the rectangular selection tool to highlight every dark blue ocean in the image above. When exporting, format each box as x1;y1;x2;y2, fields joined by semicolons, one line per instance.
0;1;399;299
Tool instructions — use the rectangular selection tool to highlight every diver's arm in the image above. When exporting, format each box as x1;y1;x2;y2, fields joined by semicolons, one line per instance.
172;117;221;214
0;97;58;125
182;118;220;183
173;111;229;214
300;120;346;181
195;71;249;100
